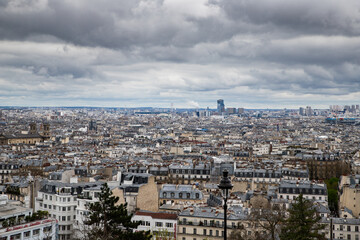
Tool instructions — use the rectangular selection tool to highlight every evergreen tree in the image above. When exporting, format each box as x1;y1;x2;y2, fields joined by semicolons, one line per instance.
84;183;151;240
280;194;326;240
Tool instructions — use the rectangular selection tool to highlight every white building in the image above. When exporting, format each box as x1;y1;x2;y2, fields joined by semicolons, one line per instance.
132;211;178;239
0;218;58;240
279;181;328;207
35;182;101;240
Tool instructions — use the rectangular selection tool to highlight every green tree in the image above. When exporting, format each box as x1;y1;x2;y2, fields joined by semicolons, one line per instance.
84;183;151;240
325;177;339;214
280;194;326;240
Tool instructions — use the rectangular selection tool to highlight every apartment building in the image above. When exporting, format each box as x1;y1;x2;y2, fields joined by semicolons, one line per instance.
0;218;57;240
331;218;360;240
339;175;360;218
159;184;203;206
279;181;328;205
177;206;252;240
132;211;178;239
35;181;100;240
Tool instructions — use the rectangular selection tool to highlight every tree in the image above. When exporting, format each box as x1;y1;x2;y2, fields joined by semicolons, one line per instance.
248;204;286;240
84;183;151;240
280;194;326;240
325;177;339;214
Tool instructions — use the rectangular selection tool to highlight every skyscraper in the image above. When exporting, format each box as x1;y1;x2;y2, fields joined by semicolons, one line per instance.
217;99;225;113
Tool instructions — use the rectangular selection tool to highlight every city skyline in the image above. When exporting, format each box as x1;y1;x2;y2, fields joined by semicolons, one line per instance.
1;0;360;108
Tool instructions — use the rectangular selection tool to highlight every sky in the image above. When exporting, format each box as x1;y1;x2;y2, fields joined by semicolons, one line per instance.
0;0;360;109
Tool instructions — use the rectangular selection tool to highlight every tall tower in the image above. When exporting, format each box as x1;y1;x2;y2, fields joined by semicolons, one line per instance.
217;99;225;113
29;123;37;135
42;123;50;138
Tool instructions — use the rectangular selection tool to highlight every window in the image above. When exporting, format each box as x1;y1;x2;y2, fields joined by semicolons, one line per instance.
209;230;212;236
163;192;167;198
203;229;207;235
62;216;66;221
216;230;219;236
195;193;199;198
356;226;359;232
68;207;71;211
166;222;173;228
179;193;183;198
33;229;40;235
183;227;186;233
44;204;47;208
187;193;190;198
63;207;66;211
10;233;21;240
348;226;351;231
24;231;31;237
193;228;197;234
50;196;52;200
155;222;163;227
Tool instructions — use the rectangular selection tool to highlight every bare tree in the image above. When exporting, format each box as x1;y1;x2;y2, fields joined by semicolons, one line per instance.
248;204;286;240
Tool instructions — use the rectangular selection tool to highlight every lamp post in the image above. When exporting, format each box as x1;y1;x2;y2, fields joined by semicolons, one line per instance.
218;169;233;240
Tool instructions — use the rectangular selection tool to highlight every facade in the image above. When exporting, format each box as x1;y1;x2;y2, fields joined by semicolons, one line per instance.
35;181;101;240
0;163;20;184
168;164;211;184
279;181;328;205
0;123;50;145
331;218;360;240
159;184;203;205
217;99;225;114
177;206;252;240
132;211;178;239
0;218;58;240
339;175;360;218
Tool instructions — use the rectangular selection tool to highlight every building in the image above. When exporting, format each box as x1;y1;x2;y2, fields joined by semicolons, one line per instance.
0;218;58;240
330;218;360;240
278;181;328;205
159;184;203;206
132;211;178;239
217;100;225;114
226;108;236;115
177;206;254;240
339;175;360;218
0;123;50;145
35;181;101;240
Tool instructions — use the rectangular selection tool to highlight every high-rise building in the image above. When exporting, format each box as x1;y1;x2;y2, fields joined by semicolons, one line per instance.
217;99;225;113
238;108;244;114
299;107;305;116
226;108;236;114
305;106;313;116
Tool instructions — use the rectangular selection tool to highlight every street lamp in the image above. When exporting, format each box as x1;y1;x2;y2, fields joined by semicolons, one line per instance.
218;169;233;240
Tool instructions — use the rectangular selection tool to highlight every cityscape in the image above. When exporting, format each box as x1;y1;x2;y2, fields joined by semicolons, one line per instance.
1;0;360;240
1;100;360;239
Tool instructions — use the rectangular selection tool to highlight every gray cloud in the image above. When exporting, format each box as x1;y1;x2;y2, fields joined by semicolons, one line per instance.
0;0;359;108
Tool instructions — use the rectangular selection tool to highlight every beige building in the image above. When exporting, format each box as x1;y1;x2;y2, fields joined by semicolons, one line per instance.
339;175;360;218
178;206;262;240
0;123;50;145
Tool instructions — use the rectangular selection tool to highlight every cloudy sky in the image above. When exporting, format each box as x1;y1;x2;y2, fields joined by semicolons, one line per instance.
0;0;360;109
